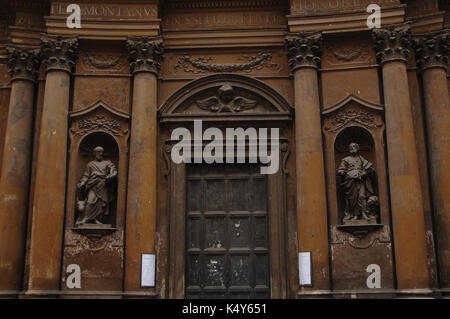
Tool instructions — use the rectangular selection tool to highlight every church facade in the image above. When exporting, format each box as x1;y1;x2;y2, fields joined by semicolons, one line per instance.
0;0;449;298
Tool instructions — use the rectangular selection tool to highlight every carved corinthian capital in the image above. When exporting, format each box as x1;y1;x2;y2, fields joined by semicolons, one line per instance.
127;37;164;75
285;32;322;71
372;24;411;65
40;35;78;74
6;46;40;82
413;29;449;71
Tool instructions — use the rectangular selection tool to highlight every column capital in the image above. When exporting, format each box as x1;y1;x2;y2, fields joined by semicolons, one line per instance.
127;36;164;76
285;32;322;71
413;29;449;72
372;23;411;65
40;35;78;74
6;45;40;83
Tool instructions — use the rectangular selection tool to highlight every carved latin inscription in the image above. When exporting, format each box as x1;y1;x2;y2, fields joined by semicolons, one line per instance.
163;11;287;29
291;0;400;15
51;3;158;19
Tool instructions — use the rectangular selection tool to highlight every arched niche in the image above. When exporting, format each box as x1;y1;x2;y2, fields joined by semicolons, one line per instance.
334;126;379;225
75;132;119;227
65;100;130;239
322;94;389;238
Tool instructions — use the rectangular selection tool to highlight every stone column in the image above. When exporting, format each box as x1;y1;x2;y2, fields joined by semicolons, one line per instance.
372;25;429;289
124;37;163;293
286;33;330;290
414;30;450;288
27;35;78;294
0;46;39;293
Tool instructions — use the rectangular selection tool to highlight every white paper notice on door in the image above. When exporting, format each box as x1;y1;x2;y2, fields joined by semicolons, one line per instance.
141;253;156;287
298;252;312;286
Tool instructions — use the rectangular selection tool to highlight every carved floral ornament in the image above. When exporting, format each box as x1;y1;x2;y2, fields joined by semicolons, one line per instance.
40;35;79;74
285;32;322;70
174;52;281;74
127;37;164;75
413;29;449;71
372;24;411;64
325;109;381;132
323;95;383;133
70;101;130;137
72;115;123;136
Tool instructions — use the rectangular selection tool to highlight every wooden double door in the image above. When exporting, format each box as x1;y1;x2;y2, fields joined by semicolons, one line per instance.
185;164;270;299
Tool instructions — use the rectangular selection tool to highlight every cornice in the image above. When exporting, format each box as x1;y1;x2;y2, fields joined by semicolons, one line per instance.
163;0;288;10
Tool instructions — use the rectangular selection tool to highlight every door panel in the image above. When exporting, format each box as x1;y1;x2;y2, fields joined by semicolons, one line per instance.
185;164;270;299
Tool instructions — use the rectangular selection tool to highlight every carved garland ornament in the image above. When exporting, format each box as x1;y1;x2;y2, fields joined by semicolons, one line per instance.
82;51;127;71
327;43;368;63
71;115;125;136
325;109;381;132
174;52;280;74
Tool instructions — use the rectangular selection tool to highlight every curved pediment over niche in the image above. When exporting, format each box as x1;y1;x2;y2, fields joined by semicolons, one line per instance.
322;94;384;133
70;100;130;120
69;100;130;138
159;74;292;123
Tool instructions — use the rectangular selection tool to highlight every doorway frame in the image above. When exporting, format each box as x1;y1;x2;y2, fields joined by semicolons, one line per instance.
158;74;294;299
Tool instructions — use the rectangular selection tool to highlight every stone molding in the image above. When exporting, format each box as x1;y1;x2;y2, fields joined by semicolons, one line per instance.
6;45;40;82
127;37;163;75
413;29;449;71
372;24;411;65
285;32;322;71
163;0;286;10
40;35;78;74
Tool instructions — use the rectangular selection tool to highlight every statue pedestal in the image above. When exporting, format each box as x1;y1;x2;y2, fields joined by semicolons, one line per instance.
72;223;116;241
337;222;383;239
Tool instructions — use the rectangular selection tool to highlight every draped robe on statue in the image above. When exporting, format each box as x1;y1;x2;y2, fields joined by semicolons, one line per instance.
337;155;374;221
77;160;117;224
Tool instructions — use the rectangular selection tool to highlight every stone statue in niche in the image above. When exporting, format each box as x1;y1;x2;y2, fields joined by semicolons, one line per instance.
337;142;379;224
76;146;117;225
